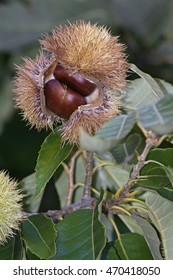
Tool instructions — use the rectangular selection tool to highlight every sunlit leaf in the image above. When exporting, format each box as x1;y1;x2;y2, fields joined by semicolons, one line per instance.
80;112;136;152
124;78;161;111
156;79;173;96
137;94;173;135
146;193;173;260
35;131;73;198
97;112;136;141
80;129;115;153
118;215;143;235
133;216;162;260
130;64;164;100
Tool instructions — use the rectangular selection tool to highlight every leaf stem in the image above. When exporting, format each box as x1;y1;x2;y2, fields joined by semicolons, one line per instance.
93;162;116;174
110;206;131;216
66;150;82;205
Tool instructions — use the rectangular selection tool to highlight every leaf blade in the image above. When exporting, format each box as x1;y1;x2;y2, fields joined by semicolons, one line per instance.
80;112;136;153
106;233;153;260
130;64;164;100
138;94;173;135
22;214;57;259
133;216;162;260
97;112;136;141
35;132;73;197
146;193;173;260
138;148;173;201
53;207;106;260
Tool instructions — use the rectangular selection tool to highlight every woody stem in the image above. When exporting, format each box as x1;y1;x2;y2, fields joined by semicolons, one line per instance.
83;151;94;199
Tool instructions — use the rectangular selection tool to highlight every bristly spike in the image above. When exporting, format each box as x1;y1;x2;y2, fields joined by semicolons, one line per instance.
0;171;23;244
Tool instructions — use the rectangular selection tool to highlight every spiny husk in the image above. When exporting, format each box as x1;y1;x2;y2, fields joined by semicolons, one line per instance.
0;171;23;244
14;21;128;144
61;97;121;145
41;20;128;91
14;53;59;130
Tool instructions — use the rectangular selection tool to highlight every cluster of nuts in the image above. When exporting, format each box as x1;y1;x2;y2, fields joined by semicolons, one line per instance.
44;65;99;119
14;21;128;144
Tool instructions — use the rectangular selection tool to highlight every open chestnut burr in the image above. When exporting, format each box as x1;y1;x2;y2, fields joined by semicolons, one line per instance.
14;21;128;144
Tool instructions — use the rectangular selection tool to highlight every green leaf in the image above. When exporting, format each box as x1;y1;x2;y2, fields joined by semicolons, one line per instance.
138;148;173;201
19;173;43;212
118;215;143;235
156;79;173;96
22;214;57;259
93;189;107;257
124;78;162;111
146;193;173;260
94;158;129;191
101;242;120;260
55;154;86;208
80;129;115;153
139;165;170;190
35;131;73;198
26;250;40;260
93;152;129;191
137;94;173;135
107;233;153;260
130;64;164;100
111;133;141;164
54;167;69;208
133;216;162;260
97;112;136;141
144;148;173;168
80;112;136;152
53;208;106;260
0;233;23;260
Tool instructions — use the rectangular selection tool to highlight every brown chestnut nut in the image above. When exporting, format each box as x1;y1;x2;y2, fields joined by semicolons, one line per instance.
44;79;86;119
54;65;97;97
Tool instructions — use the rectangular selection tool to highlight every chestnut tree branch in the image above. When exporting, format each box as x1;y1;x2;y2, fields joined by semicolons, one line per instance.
22;197;97;222
83;151;94;199
22;132;158;222
105;131;159;208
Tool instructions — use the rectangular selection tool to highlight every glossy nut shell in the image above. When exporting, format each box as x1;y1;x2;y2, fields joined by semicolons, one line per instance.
54;65;97;97
44;79;86;119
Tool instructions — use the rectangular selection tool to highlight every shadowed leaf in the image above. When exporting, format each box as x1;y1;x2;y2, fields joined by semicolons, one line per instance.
22;214;57;259
53;207;106;260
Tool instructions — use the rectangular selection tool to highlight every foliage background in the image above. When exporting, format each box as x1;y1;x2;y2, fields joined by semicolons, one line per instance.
0;0;173;260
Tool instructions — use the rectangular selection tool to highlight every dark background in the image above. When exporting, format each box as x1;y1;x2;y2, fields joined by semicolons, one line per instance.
0;0;173;179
